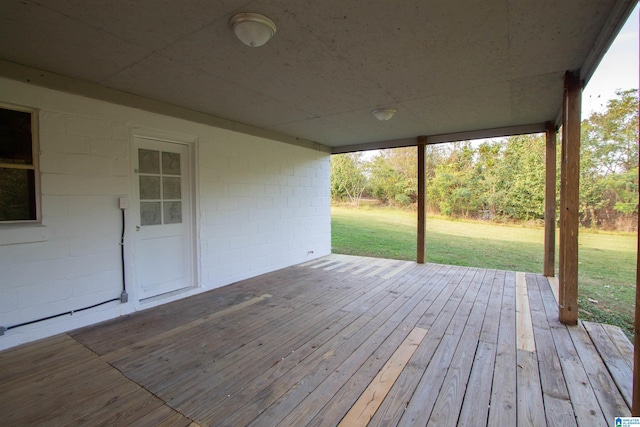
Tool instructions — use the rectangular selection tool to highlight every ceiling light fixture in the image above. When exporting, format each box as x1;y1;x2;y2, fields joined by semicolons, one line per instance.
229;12;277;47
372;108;397;121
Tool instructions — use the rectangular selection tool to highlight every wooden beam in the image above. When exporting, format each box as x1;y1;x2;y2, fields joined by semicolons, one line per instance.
331;123;548;154
558;71;581;325
544;122;557;277
426;123;548;145
332;138;417;154
633;135;640;416
417;136;427;264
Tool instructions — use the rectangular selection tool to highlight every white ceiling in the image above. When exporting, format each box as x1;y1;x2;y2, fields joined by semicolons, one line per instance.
0;0;635;150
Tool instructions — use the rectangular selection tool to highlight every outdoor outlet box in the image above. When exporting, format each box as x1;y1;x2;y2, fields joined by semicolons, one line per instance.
119;197;129;209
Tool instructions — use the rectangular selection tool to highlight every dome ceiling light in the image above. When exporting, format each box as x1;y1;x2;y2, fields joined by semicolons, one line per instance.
372;108;397;121
229;12;277;47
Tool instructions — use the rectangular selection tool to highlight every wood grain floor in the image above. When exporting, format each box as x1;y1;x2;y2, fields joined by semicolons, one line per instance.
0;254;633;426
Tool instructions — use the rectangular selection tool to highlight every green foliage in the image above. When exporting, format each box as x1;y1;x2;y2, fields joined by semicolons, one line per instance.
330;89;638;231
368;147;417;206
427;142;478;217
330;153;368;205
583;89;639;175
499;134;546;221
579;89;639;229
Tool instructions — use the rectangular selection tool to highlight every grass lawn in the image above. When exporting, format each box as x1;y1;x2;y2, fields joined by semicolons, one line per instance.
332;205;637;337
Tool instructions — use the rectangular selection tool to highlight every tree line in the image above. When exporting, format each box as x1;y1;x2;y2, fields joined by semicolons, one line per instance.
331;89;638;231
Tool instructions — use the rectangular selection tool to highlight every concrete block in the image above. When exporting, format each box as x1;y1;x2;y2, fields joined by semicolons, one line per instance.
287;197;301;208
111;123;128;140
18;279;70;308
229;235;251;250
228;183;251;197
217;197;239;211
237;197;257;210
6;240;68;264
71;270;121;297
68;236;116;257
263;184;280;197
39;111;67;139
39;151;69;174
200;167;222;183
66;153;112;176
0;289;18;313
42;195;70;217
256;197;273;209
89;139;128;158
65;115;112;138
110;157;130;177
2;257;72;288
287;175;300;187
56;134;91;154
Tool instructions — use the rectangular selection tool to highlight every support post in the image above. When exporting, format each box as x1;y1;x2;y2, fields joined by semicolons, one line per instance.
558;71;581;325
544;122;557;277
633;135;640;416
417;136;427;264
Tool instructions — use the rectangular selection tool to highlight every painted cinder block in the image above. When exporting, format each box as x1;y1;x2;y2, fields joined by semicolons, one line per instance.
18;279;71;308
0;76;331;350
65;115;112;138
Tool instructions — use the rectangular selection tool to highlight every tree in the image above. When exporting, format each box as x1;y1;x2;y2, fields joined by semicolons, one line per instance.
340;88;638;231
473;141;503;218
584;89;638;175
427;142;477;217
580;89;639;229
368;147;417;206
498;134;546;221
330;153;369;205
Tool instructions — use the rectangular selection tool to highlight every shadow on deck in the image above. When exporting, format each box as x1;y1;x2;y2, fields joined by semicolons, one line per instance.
0;254;633;426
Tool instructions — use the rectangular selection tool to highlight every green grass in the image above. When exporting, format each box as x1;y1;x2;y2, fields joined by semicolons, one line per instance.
332;205;637;337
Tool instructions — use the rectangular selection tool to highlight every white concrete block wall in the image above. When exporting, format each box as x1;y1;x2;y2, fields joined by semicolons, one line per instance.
0;77;331;351
198;130;331;288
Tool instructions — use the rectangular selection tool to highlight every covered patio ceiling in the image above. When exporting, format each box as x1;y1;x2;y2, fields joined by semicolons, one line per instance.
0;0;635;152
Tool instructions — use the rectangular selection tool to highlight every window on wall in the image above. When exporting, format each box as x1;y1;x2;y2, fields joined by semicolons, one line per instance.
0;106;38;222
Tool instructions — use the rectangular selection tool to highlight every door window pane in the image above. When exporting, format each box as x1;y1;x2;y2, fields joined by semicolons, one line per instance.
138;147;184;226
163;177;181;199
139;149;160;174
139;176;161;200
163;201;182;224
140;202;161;225
162;151;180;175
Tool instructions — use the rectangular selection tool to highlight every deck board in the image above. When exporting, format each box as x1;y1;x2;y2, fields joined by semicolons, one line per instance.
569;322;631;420
583;320;634;407
537;271;609;426
529;274;577;427
488;271;517;426
0;254;633;426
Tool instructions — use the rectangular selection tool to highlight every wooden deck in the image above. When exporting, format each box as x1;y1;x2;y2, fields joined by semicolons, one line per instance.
0;254;633;426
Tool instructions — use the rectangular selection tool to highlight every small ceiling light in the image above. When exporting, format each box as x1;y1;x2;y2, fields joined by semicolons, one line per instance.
229;12;277;47
372;108;397;121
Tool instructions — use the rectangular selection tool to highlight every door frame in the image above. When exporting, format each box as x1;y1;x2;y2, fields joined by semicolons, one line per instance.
128;128;199;304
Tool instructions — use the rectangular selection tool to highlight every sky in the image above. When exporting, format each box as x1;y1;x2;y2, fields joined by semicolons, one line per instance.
582;4;639;117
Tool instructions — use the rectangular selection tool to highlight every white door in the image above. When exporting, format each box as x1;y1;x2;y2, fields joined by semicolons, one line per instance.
133;137;193;299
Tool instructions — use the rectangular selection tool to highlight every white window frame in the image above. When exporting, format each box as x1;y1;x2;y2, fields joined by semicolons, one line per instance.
0;103;42;225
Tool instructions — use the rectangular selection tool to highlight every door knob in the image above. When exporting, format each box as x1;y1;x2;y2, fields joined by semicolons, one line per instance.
136;225;141;231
